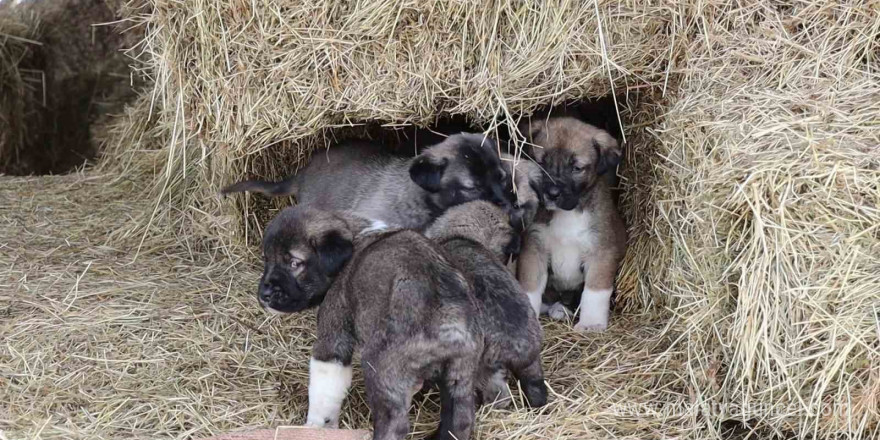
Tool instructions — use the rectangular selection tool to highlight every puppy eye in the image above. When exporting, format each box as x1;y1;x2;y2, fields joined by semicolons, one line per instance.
290;258;303;269
573;164;586;172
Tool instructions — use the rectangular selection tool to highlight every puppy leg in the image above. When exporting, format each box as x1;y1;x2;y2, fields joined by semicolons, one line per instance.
575;256;617;332
512;357;548;408
362;348;419;440
306;295;356;428
431;356;477;440
517;231;548;318
306;357;353;428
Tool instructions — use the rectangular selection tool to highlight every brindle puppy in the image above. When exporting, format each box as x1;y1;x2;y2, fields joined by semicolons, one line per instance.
221;134;518;231
516;117;627;332
425;201;547;409
256;205;482;440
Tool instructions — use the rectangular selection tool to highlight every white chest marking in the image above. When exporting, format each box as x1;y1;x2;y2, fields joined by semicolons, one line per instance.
360;219;389;234
542;209;595;290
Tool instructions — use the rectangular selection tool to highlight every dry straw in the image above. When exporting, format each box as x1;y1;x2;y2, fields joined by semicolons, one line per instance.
0;0;138;175
1;0;877;439
0;6;42;173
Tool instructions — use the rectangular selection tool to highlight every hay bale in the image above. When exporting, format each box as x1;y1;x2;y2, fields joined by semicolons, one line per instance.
0;0;138;175
100;0;674;254
0;6;42;171
615;1;880;436
92;0;878;438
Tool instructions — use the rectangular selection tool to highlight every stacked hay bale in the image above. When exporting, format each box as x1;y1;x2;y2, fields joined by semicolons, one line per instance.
100;0;878;438
0;4;43;172
0;0;138;175
637;2;880;434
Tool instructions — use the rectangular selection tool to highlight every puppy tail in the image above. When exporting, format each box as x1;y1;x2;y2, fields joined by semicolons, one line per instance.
219;175;299;198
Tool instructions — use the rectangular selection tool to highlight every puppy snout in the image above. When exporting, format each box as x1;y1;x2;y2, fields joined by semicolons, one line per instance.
545;185;561;200
258;284;279;303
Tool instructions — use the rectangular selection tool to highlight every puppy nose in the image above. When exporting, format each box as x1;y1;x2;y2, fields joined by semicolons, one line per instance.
258;286;274;303
546;186;561;200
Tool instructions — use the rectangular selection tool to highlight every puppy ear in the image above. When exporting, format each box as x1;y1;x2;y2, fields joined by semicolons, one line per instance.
409;155;449;192
518;118;546;141
315;231;353;277
594;133;622;175
517;118;547;161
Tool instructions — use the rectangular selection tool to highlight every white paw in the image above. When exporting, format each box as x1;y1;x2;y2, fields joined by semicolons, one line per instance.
574;320;608;333
575;288;611;332
547;302;570;321
305;416;336;428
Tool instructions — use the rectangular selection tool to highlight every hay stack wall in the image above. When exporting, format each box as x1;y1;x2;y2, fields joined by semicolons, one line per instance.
0;0;137;175
101;0;878;438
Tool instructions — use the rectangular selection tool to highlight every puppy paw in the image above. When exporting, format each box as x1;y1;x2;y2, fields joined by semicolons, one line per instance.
521;380;548;408
304;417;337;429
574;320;608;333
547;302;570;321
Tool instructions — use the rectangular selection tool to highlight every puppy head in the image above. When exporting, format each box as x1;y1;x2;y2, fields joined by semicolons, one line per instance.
258;206;353;313
425;200;520;261
519;117;621;211
409;133;516;215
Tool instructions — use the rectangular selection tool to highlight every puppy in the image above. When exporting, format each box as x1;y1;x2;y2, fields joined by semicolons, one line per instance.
257;205;482;440
516;117;627;332
425;201;547;409
221;133;516;231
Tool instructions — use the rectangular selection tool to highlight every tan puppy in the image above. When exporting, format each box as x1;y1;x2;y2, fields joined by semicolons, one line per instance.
516;117;627;332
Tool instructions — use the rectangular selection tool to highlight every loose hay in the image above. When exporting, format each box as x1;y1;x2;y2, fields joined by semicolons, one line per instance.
2;174;710;440
2;0;877;439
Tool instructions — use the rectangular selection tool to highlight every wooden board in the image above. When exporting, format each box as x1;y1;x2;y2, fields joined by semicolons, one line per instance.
200;427;371;440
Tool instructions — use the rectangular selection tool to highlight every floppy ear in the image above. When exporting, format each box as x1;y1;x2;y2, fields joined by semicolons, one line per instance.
409;155;449;192
594;133;622;176
517;118;547;161
315;231;353;277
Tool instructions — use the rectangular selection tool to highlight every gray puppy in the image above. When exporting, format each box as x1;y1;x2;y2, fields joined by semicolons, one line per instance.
222;133;519;231
425;201;547;409
256;205;482;440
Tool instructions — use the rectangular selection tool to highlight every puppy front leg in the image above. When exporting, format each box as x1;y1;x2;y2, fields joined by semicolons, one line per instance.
517;231;548;318
306;356;353;428
574;256;617;332
307;296;356;428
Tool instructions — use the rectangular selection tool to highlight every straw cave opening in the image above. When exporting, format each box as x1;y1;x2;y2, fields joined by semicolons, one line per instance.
228;91;656;257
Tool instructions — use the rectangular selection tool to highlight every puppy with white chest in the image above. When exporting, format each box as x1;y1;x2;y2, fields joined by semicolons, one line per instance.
425;201;547;409
256;205;482;440
516;117;627;332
